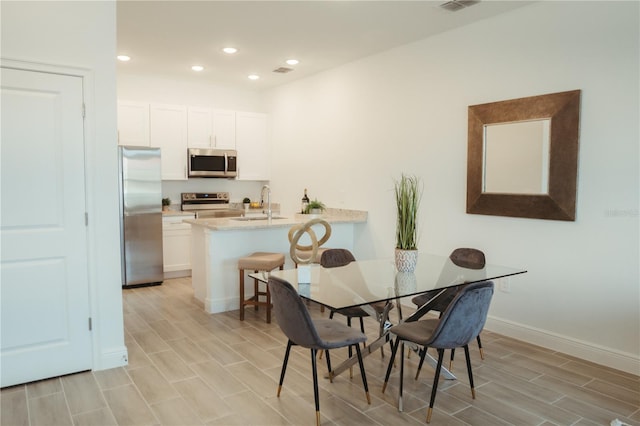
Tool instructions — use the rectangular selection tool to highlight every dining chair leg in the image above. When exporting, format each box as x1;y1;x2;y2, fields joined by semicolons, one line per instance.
325;350;333;382
426;348;445;424
346;317;354;378
398;341;407;411
310;348;321;426
381;337;400;394
463;344;476;399
477;334;484;359
278;340;293;397
415;347;427;380
449;348;455;371
354;343;371;404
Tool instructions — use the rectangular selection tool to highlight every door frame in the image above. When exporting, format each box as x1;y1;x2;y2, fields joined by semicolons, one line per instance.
1;58;115;373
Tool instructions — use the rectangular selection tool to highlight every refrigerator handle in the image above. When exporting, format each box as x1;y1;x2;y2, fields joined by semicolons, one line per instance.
224;153;228;173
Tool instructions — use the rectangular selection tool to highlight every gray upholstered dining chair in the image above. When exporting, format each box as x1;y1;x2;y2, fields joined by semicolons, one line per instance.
320;249;394;355
382;280;495;423
268;275;371;426
411;248;486;374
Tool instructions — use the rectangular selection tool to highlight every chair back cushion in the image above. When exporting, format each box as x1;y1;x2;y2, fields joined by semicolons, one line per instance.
449;248;485;269
427;281;494;349
320;248;355;268
268;276;323;348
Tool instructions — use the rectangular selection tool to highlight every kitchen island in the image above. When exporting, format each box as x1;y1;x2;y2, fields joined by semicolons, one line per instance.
184;209;367;313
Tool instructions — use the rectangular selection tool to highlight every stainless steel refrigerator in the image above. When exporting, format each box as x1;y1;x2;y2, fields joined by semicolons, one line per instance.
118;146;164;288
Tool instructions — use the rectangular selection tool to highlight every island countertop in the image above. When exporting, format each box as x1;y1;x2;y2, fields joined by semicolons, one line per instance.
187;208;368;313
184;208;367;231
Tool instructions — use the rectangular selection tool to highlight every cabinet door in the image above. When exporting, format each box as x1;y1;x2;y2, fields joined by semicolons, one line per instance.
150;103;187;180
212;109;236;149
162;223;192;272
117;101;149;146
236;112;269;181
187;107;213;148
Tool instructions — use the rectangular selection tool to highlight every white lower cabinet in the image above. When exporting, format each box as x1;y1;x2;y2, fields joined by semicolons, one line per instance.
162;216;193;277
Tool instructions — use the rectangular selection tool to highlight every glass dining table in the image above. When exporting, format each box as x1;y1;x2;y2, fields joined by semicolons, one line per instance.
252;252;527;380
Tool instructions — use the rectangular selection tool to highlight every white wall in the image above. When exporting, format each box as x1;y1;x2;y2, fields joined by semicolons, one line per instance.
1;1;126;370
264;2;639;373
117;74;268;204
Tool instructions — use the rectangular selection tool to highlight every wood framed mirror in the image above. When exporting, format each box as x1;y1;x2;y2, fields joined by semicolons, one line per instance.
467;90;581;221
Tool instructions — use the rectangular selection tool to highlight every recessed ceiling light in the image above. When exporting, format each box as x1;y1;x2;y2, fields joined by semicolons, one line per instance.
286;59;299;66
248;74;260;80
222;47;238;54
191;65;204;72
117;55;131;62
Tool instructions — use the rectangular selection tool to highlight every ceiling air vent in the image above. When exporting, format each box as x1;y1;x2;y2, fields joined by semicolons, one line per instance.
273;67;294;74
440;0;480;12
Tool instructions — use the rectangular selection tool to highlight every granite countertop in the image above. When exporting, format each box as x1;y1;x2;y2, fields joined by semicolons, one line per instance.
162;209;196;217
184;208;367;231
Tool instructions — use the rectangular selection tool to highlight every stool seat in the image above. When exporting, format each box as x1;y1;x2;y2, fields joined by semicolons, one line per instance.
238;252;286;271
238;252;285;323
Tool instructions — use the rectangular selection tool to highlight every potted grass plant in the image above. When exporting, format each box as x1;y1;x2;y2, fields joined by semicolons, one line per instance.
305;199;326;216
162;197;171;212
394;174;422;272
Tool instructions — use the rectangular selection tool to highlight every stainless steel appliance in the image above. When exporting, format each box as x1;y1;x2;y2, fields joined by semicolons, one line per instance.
181;192;244;218
119;146;164;288
187;148;237;178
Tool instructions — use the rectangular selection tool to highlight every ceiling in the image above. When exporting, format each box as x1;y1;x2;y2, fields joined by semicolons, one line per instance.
117;1;533;92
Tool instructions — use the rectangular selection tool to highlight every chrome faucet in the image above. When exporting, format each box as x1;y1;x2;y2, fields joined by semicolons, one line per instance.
260;185;272;219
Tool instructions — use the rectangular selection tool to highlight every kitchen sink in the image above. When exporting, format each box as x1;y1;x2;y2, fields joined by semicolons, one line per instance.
231;216;288;221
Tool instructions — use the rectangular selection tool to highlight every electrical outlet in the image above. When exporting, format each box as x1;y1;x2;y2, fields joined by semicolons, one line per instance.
498;277;511;293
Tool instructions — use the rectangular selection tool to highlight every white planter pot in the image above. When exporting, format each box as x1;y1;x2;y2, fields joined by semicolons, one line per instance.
395;271;417;293
395;248;418;273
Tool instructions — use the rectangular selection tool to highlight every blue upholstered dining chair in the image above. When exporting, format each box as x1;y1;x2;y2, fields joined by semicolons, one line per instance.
320;249;394;355
382;280;495;423
268;275;371;426
411;248;486;375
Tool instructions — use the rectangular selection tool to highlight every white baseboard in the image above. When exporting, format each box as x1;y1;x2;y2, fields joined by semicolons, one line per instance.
94;346;129;371
485;316;640;376
163;270;191;280
205;297;238;314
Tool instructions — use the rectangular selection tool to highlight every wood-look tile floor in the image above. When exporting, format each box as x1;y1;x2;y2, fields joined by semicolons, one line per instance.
2;277;639;425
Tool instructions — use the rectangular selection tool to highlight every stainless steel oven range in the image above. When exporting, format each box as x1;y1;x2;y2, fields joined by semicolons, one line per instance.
181;192;244;219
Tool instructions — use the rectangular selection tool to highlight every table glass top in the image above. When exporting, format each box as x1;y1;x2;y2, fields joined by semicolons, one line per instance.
254;254;526;310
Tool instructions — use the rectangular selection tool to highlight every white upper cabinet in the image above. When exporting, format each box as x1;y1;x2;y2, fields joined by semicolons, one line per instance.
236;112;269;181
187;107;213;148
117;101;149;146
187;108;236;149
150;103;187;180
212;109;236;149
118;100;267;181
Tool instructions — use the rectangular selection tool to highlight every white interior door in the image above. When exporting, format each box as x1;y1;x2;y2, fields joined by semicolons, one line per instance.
1;67;92;387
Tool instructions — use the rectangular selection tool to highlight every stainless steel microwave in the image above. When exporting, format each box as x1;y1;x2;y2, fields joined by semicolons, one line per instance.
187;148;237;178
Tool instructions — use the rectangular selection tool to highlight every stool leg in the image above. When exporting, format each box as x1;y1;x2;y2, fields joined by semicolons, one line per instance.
266;281;272;323
239;269;245;321
254;271;259;311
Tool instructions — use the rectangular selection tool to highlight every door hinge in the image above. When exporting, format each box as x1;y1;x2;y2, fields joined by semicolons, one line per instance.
88;317;92;331
85;212;88;226
82;103;86;118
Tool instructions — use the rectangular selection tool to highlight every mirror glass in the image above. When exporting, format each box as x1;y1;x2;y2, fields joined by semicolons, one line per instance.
467;90;581;221
483;119;550;194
